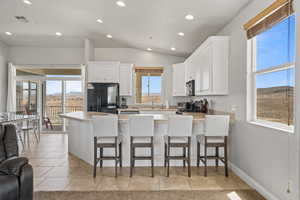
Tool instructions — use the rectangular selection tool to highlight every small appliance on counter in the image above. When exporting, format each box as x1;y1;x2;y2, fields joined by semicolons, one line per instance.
87;83;119;114
176;98;209;114
120;97;128;109
186;80;195;96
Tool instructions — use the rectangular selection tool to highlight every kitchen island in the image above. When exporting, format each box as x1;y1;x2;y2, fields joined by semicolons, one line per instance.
60;111;206;167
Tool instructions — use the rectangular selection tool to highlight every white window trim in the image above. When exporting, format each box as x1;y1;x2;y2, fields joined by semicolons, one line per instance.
247;38;295;133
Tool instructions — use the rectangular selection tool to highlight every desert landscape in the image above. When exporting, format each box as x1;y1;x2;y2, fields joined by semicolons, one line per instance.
257;86;294;125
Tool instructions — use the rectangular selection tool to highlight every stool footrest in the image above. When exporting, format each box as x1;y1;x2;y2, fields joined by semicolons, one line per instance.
167;156;188;160
132;143;153;148
133;156;153;160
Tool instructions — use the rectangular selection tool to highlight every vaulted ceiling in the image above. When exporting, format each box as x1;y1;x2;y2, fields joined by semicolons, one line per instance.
0;0;251;57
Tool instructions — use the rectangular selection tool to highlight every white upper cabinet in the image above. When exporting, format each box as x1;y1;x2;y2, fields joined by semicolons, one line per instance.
87;61;120;83
119;63;133;96
172;63;186;96
185;36;229;96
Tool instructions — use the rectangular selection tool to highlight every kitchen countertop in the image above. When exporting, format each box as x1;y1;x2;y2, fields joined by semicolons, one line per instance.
60;111;206;122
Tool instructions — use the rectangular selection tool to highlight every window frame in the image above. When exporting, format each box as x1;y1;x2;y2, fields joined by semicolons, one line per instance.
247;35;295;133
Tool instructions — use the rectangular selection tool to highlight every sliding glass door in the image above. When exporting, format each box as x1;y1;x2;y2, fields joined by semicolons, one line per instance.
43;80;83;131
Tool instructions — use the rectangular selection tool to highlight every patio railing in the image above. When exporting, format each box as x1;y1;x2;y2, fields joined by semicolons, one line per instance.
45;106;83;125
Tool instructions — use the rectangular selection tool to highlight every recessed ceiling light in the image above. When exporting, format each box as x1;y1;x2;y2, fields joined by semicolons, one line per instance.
116;1;126;7
106;34;113;38
23;0;32;5
147;48;152;51
171;47;176;51
5;32;12;36
96;19;103;23
55;32;62;36
185;14;194;20
178;32;185;36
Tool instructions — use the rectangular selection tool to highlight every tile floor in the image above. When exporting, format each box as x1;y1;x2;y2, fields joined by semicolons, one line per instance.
21;134;265;200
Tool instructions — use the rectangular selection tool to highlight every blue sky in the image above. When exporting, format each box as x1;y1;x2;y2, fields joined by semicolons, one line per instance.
256;15;295;88
142;76;161;95
46;80;82;95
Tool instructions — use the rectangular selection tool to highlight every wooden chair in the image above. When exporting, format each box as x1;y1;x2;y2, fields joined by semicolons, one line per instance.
164;115;193;177
92;115;122;177
197;115;230;177
129;116;154;177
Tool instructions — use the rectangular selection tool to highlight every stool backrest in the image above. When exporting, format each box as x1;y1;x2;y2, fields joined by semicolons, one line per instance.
205;115;230;136
92;115;118;137
129;115;154;137
168;115;193;137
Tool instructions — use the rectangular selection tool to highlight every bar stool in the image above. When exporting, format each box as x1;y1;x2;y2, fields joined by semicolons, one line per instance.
164;115;193;177
197;115;230;177
92;115;122;178
129;115;154;177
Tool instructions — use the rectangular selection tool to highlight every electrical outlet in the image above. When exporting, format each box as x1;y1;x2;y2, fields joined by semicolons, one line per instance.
231;105;237;112
286;180;292;194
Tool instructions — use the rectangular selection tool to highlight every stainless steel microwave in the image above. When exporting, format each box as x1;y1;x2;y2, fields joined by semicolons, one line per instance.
186;80;195;96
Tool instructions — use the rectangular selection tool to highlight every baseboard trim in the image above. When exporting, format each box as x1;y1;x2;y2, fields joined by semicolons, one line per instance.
229;162;280;200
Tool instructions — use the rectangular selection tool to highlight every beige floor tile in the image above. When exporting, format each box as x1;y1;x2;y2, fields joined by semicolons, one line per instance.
159;176;191;190
33;178;46;188
97;176;130;191
33;167;53;179
24;134;257;195
44;166;92;178
65;178;98;191
128;176;160;191
35;178;70;191
189;176;223;190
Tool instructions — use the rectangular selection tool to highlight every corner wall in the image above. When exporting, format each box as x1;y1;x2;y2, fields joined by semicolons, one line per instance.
210;0;299;199
0;41;8;112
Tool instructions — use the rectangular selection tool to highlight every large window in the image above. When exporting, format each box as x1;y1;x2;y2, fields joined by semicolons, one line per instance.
249;15;295;128
135;67;163;104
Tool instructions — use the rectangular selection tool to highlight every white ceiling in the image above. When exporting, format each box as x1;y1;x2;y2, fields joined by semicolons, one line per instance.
0;0;251;57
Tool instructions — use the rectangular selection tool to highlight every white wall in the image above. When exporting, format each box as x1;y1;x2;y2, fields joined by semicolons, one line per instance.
0;41;8;112
294;1;300;199
9;47;84;65
208;0;299;199
94;48;186;105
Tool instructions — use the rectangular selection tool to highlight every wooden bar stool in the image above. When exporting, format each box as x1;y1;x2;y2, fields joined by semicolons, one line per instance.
92;115;122;178
129;116;154;177
164;115;193;177
197;115;230;177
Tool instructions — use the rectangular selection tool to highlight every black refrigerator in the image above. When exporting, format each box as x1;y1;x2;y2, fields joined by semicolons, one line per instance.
87;83;119;114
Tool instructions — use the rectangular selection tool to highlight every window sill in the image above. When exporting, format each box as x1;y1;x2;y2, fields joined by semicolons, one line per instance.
248;120;294;134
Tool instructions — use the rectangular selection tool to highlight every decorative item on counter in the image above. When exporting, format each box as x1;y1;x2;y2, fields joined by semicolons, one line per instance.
201;99;209;113
120;97;128;108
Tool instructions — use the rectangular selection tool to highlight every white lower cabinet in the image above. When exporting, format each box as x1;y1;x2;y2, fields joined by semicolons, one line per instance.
119;63;133;96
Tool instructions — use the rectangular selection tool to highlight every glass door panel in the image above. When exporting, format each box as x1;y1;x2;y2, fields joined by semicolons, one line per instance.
65;81;83;113
16;81;38;114
44;80;63;130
